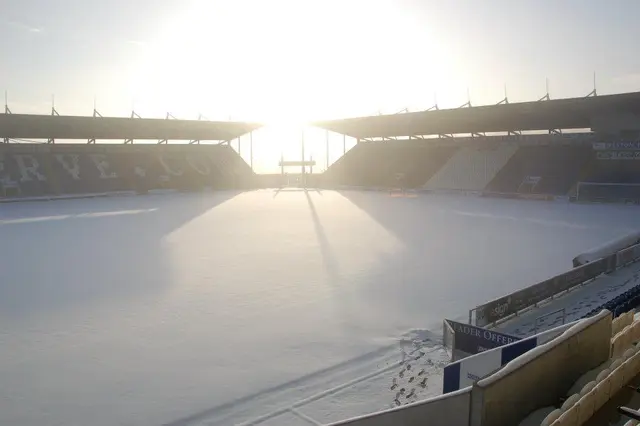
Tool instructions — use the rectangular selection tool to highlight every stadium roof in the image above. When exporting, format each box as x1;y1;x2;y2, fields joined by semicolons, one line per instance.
0;114;262;141
311;91;640;138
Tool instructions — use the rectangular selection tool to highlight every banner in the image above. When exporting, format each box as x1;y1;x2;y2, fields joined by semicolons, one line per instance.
442;320;577;394
475;258;607;326
445;319;520;357
596;151;640;160
592;141;640;151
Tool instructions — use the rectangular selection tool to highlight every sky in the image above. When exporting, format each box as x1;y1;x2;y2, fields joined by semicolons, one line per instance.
2;0;640;172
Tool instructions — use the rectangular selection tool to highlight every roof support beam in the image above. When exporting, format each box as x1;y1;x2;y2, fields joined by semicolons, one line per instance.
3;92;10;144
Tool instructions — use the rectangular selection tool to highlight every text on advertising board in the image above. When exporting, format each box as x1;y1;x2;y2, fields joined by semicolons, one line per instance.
474;257;607;326
446;319;520;355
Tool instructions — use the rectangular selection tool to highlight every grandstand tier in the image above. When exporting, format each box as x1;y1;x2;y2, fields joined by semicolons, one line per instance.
0;144;255;198
485;145;593;195
2;92;640;204
423;141;518;192
323;134;640;203
323;141;456;189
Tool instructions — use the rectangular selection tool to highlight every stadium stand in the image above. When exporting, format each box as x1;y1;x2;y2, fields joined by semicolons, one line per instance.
0;144;254;199
2;91;640;203
322;133;640;201
313;91;640;202
398;143;459;188
423;141;518;192
486;143;593;196
323;140;457;189
575;142;640;203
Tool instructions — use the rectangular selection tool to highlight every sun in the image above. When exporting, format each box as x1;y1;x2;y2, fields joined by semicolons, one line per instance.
127;0;455;130
128;0;365;125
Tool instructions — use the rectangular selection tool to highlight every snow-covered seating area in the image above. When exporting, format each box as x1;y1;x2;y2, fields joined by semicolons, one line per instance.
517;309;640;426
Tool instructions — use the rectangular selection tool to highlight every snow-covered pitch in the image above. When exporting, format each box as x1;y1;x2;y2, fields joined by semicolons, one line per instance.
2;189;640;426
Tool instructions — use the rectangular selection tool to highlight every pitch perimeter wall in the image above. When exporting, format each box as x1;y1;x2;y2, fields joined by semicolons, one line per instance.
471;237;640;329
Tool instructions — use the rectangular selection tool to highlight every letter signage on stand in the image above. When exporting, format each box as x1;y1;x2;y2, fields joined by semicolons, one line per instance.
14;154;47;182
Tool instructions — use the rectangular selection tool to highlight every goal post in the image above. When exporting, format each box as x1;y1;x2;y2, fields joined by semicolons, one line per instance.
278;159;316;188
576;181;640;204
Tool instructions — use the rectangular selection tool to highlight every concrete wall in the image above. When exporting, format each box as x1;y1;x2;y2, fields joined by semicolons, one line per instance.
327;387;472;426
469;310;612;426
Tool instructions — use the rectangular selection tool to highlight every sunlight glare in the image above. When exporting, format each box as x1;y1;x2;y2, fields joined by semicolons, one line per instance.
129;0;455;126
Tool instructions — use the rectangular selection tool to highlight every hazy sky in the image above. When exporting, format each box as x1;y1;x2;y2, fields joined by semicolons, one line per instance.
2;0;640;170
3;0;640;119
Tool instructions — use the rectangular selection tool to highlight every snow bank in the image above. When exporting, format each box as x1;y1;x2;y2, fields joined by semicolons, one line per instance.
573;231;640;266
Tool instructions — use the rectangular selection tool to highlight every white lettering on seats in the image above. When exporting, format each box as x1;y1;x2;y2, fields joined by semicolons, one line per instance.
134;166;146;178
0;157;17;186
14;154;47;182
89;154;117;179
55;154;81;180
186;154;210;175
159;154;183;176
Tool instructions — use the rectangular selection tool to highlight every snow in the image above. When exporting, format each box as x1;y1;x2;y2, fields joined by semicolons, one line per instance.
480;310;610;387
496;261;640;338
573;230;640;266
2;190;640;426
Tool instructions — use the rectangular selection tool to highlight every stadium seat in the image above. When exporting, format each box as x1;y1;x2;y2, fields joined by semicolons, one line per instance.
623;326;634;352
614;317;624;336
624;347;638;360
561;393;581;411
631;351;640;373
623;358;638;384
632;321;640;343
593;379;611;411
555;403;578;426
610;366;626;395
580;381;597;396
614;335;624;359
575;391;596;424
596;368;612;383
611;359;624;371
541;408;562;426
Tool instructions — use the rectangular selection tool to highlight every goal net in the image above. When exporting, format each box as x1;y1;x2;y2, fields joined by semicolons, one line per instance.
576;181;640;203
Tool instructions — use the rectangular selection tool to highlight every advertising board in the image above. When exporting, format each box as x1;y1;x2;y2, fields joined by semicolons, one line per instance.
592;141;640;151
442;321;577;393
475;258;607;326
445;319;520;357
